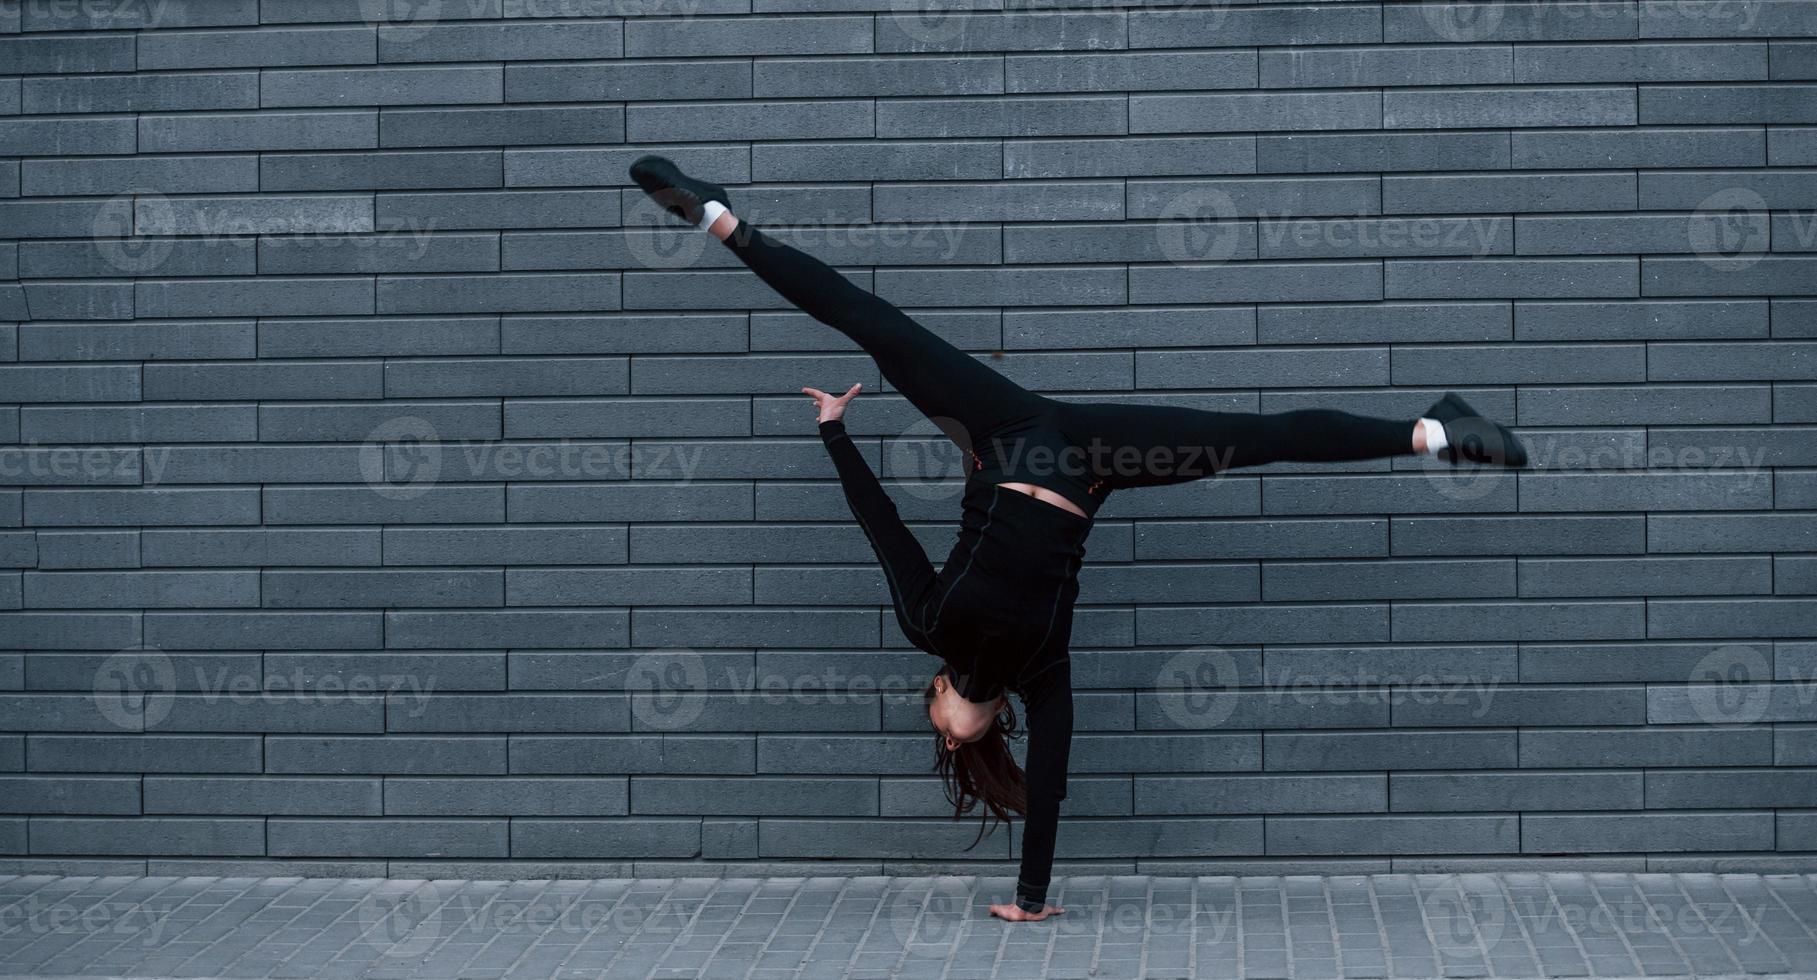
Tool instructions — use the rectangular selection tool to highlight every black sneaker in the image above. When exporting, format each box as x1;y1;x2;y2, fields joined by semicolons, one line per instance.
628;154;730;227
1424;392;1528;468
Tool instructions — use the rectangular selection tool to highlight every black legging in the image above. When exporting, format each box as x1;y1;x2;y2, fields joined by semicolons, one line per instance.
723;218;1424;915
722;220;1417;496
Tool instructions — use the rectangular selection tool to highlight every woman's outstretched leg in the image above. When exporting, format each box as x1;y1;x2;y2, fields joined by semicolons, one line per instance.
1057;393;1525;492
629;155;1046;452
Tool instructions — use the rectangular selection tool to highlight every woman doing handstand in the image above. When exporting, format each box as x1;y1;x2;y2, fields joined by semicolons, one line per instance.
630;156;1528;922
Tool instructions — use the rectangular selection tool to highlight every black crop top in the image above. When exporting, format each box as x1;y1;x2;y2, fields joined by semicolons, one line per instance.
818;419;1088;913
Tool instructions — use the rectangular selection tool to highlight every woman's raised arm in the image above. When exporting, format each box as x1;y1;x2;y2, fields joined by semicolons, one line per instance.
805;385;942;646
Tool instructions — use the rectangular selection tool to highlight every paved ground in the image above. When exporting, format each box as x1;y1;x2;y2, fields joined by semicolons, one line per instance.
2;873;1816;979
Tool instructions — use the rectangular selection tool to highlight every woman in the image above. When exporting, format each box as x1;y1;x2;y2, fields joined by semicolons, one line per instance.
630;156;1527;922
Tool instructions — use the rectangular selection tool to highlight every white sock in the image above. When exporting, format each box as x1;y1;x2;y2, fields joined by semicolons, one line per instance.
1418;417;1448;457
696;199;728;232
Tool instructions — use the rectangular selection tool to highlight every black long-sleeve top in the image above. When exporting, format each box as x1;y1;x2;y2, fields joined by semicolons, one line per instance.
818;419;1089;912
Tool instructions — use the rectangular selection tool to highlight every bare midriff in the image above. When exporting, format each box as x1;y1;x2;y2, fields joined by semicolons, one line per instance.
999;481;1089;519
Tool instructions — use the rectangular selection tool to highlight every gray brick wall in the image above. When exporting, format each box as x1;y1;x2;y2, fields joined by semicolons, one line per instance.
1;0;1814;879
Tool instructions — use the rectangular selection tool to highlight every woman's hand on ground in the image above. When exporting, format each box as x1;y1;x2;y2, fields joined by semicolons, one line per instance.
802;383;862;423
988;902;1063;922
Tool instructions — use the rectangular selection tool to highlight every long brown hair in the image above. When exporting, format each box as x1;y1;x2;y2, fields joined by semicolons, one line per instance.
925;671;1027;849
